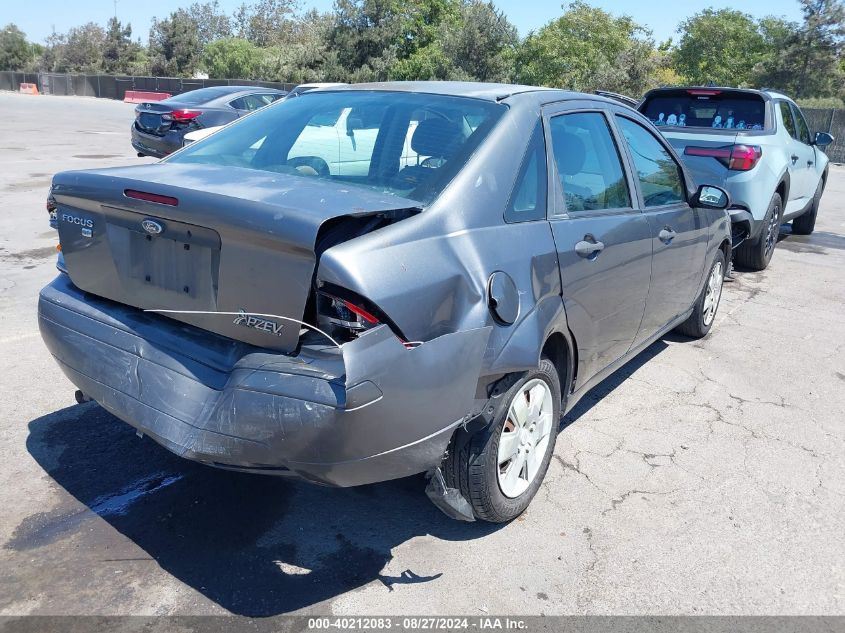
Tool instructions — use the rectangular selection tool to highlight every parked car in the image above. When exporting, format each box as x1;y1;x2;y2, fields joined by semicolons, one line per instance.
638;87;833;270
41;82;731;522
131;85;287;158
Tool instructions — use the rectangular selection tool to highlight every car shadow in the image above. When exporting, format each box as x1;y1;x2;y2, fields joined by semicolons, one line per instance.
560;338;670;429
19;403;501;617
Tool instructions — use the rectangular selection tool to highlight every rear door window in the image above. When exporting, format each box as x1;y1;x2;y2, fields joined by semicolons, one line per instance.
548;112;631;213
615;116;686;208
779;101;797;139
790;103;812;145
230;94;275;111
640;90;766;130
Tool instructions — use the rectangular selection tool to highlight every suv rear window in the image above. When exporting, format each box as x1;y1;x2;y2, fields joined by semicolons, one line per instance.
640;90;767;130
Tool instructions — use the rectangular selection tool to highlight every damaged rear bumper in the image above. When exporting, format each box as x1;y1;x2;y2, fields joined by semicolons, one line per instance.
38;275;490;487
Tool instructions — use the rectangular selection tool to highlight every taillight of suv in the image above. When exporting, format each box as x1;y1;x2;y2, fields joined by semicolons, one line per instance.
684;144;762;171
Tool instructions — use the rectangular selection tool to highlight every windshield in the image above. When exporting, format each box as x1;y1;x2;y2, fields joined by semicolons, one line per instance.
640;90;767;130
168;90;506;205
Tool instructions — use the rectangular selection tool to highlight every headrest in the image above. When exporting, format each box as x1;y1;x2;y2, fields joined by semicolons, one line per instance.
411;118;463;158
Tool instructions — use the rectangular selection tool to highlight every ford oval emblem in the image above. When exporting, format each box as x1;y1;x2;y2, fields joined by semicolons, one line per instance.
141;219;163;235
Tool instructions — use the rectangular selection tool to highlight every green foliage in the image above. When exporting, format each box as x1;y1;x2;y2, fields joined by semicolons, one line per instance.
796;96;845;108
5;0;845;103
149;10;202;76
234;0;299;47
188;1;234;47
754;0;845;98
673;9;766;86
0;24;34;71
47;23;107;73
515;2;655;94
203;37;261;78
102;18;144;74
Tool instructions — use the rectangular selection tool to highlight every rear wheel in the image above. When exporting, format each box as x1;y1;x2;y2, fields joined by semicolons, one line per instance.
443;359;561;523
676;249;726;339
735;192;782;271
792;177;824;235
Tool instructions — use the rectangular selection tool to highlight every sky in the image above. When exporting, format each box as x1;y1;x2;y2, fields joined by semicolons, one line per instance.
5;0;806;45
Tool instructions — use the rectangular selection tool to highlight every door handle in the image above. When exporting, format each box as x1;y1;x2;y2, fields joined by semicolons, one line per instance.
807;160;814;166
658;227;677;243
791;154;799;164
575;237;605;259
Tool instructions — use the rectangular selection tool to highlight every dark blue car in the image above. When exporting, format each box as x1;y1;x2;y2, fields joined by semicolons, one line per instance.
131;85;287;158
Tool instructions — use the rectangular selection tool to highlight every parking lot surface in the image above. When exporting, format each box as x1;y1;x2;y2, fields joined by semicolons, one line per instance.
0;91;843;616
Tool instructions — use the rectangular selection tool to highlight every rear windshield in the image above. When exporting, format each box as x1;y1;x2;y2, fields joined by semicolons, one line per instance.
165;87;238;105
169;91;506;205
640;90;767;130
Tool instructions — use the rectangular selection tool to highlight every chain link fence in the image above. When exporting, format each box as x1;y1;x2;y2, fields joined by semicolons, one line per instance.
0;70;294;101
802;108;845;164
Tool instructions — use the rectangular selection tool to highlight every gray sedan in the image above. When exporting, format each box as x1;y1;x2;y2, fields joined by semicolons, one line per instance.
42;82;731;522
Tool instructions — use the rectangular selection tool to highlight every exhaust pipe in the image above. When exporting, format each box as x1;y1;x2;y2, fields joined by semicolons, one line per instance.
74;390;91;404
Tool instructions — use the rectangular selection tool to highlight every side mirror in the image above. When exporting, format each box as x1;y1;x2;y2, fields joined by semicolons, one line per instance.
814;131;834;147
693;184;730;210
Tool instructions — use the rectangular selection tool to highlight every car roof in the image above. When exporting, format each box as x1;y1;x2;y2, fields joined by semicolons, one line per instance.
314;80;618;107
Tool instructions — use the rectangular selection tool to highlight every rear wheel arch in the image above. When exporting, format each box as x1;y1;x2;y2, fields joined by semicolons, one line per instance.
541;330;575;404
775;175;789;208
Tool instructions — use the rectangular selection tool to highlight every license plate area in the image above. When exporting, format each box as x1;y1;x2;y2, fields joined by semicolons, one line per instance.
103;206;221;310
138;113;165;134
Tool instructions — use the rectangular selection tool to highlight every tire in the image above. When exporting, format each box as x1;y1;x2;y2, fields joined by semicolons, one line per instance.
735;192;782;271
791;177;824;235
676;249;726;339
443;358;561;523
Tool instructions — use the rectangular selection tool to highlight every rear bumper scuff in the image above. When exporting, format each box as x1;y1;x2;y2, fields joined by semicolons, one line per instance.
38;275;490;487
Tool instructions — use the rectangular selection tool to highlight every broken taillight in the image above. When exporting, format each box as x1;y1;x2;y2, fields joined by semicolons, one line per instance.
316;290;381;342
46;188;58;229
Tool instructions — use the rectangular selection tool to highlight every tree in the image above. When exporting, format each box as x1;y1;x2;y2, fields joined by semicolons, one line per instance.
258;9;338;83
515;2;657;94
188;1;233;47
391;0;517;82
0;24;34;70
149;10;202;76
673;9;766;86
49;23;106;73
754;0;845;98
234;0;299;47
326;0;403;82
102;18;143;74
441;1;518;82
203;37;261;78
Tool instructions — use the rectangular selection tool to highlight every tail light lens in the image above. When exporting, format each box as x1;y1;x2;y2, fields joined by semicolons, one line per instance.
164;109;203;123
685;144;762;171
316;290;381;342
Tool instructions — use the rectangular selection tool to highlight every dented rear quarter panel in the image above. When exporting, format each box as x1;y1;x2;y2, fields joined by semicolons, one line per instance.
316;99;566;381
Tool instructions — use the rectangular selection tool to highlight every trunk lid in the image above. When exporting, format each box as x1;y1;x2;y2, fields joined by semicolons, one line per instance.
659;128;741;187
52;163;419;352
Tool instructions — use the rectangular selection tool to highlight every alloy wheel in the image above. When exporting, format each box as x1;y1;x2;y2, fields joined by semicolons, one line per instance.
702;260;724;327
497;378;554;498
764;205;781;258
